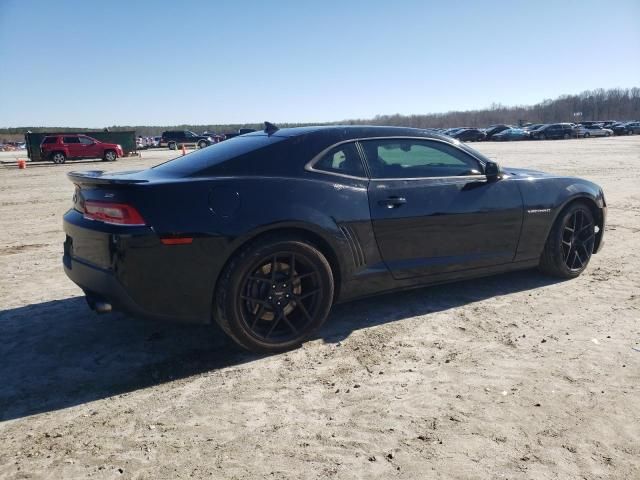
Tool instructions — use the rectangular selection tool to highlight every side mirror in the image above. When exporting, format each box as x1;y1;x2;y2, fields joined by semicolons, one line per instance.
484;161;503;181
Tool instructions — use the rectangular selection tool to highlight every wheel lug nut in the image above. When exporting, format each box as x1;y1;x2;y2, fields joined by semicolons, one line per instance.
272;285;276;289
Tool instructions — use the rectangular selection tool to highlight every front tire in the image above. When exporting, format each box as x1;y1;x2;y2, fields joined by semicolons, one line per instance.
215;235;334;353
539;202;596;278
168;141;177;150
197;140;208;149
103;150;117;162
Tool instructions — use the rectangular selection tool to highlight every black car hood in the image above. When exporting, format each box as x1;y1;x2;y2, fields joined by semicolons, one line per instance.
503;167;551;177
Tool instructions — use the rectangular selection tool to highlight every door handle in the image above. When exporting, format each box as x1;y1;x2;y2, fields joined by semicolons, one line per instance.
378;196;407;208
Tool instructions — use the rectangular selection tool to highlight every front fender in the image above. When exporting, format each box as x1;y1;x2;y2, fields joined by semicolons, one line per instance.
514;176;605;262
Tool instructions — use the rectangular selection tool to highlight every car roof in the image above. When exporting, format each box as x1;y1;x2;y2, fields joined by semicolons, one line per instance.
243;125;448;141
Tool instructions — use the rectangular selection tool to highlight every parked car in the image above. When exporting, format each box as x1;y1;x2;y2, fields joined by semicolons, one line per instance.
610;123;631;135
531;123;575;140
524;124;544;132
159;130;214;150
452;128;486;142
625;121;640;134
484;124;511;140
492;127;530;141
443;128;464;137
575;125;613;138
40;134;123;164
62;124;606;353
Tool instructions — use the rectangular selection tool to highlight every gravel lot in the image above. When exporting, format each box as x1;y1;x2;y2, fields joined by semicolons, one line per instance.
1;137;639;479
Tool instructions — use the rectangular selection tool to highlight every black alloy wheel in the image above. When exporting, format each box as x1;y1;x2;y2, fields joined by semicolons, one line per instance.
215;236;334;353
539;203;596;278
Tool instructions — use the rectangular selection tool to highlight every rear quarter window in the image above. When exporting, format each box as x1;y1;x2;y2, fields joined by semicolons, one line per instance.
152;134;287;176
42;137;58;144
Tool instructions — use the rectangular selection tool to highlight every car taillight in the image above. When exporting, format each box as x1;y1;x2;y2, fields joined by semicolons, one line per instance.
83;201;146;226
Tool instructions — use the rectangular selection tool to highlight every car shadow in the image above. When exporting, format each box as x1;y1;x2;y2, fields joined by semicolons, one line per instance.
0;269;561;422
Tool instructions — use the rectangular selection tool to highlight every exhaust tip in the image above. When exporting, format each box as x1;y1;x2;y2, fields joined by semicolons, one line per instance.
85;294;112;314
94;301;112;314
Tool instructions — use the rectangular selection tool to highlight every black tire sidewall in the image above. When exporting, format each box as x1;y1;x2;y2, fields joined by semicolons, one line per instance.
548;204;595;278
217;239;334;353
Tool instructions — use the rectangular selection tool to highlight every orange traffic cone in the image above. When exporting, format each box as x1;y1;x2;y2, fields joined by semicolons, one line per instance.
181;144;186;156
17;159;26;169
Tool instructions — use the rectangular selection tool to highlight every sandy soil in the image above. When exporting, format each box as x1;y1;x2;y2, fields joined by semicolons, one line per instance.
1;137;639;479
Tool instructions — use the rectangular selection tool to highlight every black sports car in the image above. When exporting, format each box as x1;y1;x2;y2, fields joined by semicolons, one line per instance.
63;124;606;353
452;128;486;142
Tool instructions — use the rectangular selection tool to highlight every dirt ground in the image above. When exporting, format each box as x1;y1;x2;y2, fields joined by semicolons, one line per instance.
1;137;639;479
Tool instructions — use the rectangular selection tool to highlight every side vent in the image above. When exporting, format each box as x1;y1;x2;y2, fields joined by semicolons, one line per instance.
339;224;366;268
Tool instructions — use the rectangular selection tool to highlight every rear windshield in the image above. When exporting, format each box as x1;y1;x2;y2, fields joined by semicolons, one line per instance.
152;134;286;176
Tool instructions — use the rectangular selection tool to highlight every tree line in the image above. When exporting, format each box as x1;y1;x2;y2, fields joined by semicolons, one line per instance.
2;87;639;140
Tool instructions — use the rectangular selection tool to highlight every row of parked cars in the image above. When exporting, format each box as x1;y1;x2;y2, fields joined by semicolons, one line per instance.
137;129;259;150
0;141;26;151
437;120;640;142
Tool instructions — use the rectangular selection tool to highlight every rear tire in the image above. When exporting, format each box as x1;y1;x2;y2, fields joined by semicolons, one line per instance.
168;141;177;150
51;152;66;164
584;132;590;138
214;235;334;353
197;140;208;149
539;202;596;278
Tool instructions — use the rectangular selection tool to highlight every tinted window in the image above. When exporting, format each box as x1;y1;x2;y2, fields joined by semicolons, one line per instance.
79;136;94;144
63;136;80;144
361;139;481;179
42;137;57;144
152;134;286;176
313;143;365;177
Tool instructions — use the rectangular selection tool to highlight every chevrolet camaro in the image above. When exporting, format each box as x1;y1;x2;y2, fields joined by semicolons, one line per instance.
63;124;606;353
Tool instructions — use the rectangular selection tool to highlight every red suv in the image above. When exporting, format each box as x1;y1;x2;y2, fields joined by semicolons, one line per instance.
40;135;123;164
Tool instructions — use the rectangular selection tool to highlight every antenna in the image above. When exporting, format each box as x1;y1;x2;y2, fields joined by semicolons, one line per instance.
264;122;279;135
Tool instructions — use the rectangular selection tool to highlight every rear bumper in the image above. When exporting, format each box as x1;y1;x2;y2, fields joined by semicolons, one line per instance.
63;209;218;324
63;255;150;318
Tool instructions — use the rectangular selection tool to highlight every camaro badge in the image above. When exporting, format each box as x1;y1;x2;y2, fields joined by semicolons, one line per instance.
527;208;551;214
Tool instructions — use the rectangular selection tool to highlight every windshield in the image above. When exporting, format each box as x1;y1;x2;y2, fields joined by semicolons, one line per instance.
152;134;286;176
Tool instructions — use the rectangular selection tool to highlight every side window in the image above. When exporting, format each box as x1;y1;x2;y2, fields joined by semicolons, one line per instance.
42;137;57;144
313;142;365;178
63;136;80;144
361;139;481;179
79;136;93;145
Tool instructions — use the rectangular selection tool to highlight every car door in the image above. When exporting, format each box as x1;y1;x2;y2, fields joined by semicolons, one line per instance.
78;136;99;158
62;136;82;158
362;138;523;279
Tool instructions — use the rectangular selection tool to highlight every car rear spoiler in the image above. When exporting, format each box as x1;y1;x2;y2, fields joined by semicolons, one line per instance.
67;170;149;187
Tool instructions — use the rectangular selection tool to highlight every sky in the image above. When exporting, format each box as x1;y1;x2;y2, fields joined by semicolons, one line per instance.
0;0;639;127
